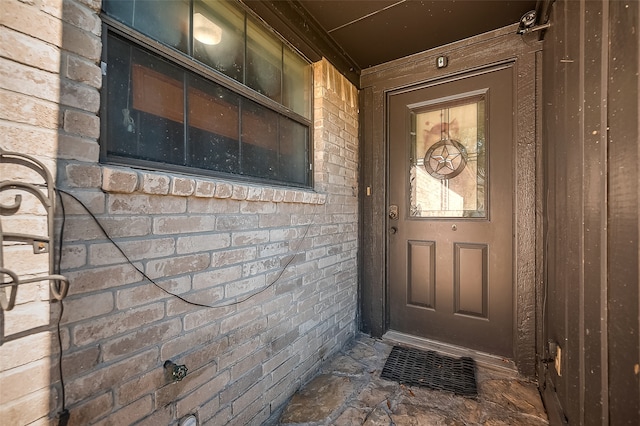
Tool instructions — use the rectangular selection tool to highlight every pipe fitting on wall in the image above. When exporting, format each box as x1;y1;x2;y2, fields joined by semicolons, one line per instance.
164;360;188;382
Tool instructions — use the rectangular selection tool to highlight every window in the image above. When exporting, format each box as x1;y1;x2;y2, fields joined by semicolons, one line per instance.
101;0;312;187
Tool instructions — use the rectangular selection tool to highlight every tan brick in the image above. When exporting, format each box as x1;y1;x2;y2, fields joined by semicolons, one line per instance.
231;230;270;246
0;0;63;46
0;88;59;129
74;0;102;13
176;233;231;254
153;215;216;235
57;133;100;162
231;379;268;418
117;368;165;406
0;120;58;158
60;78;100;112
139;172;170;195
72;303;165;346
176;370;230;419
211;247;257;267
61;291;113;324
215;215;259;231
145;253;210;280
67;392;113;426
62;0;101;35
174;286;227;307
154;364;221;408
260;188;275;202
62;108;99;138
64;52;101;88
116;276;191;309
62;21;101;62
135;405;173;426
214;181;233;198
192;266;241;289
220;306;262;335
0;357;50;402
101;167;138;193
64;163;102;188
2;300;50;336
191;396;220;425
170;176;195;196
2;244;49;276
61;345;101;380
188;197;239;214
203;406;232;426
89;237;175;266
64;264;141;296
102;318;182;362
108;194;187;215
246;187;262;201
0;26;60;72
2;216;47;235
96;395;153;426
283;190;296;202
66;349;158;405
239;200;276;214
273;188;286;202
0;387;52;425
179;334;229;371
160;323;225;361
0;330;53;370
195;179;215;197
231;184;248;200
61;215;150;241
259;213;291;228
182;300;231;331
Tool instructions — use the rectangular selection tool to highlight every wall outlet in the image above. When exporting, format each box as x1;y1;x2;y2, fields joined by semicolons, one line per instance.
554;345;562;376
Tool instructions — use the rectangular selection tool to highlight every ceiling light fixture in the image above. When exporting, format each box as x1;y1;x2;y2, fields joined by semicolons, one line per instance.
194;12;222;45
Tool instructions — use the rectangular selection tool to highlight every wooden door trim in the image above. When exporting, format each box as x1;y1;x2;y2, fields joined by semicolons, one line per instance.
359;24;542;377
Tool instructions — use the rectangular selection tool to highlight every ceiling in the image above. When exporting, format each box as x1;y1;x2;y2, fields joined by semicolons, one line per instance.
296;0;537;69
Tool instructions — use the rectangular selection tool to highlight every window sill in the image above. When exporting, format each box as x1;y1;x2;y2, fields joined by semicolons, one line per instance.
100;165;326;205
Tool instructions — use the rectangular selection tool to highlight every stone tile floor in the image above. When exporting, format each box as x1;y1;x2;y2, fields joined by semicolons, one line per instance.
278;334;548;425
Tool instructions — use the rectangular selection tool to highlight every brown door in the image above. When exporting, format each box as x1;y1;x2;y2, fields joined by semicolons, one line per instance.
388;66;514;357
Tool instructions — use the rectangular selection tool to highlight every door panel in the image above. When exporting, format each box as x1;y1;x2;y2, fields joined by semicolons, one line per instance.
388;66;513;357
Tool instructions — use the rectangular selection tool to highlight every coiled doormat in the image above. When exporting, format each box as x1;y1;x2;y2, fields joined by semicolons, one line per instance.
380;346;478;397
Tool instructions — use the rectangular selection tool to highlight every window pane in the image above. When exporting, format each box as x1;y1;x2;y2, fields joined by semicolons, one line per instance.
410;98;487;218
106;33;185;165
279;117;309;185
194;0;244;82
105;0;190;53
188;75;240;173
283;46;311;119
241;101;278;179
103;0;134;27
247;18;282;102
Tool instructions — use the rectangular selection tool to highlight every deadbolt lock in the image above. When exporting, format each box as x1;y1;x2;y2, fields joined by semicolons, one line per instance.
389;205;399;220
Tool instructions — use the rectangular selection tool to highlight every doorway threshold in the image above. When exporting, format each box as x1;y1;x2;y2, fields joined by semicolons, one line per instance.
383;330;518;377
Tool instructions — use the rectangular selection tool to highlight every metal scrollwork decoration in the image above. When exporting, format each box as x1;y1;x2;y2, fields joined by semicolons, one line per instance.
423;139;468;180
0;149;69;311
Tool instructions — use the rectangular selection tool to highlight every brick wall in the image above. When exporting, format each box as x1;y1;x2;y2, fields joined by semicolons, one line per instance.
0;0;359;424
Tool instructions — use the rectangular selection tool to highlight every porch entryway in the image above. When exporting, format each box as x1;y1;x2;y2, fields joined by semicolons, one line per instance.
277;334;548;425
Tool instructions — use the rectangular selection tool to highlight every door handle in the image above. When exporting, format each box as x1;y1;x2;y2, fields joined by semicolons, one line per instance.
389;205;399;220
390;226;398;234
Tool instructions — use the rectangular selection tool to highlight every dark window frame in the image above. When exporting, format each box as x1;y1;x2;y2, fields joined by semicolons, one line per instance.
99;7;313;188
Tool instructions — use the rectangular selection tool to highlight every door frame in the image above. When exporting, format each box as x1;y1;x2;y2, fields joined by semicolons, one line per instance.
359;24;543;377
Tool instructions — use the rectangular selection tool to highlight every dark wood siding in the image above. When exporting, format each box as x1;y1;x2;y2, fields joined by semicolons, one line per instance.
542;0;640;423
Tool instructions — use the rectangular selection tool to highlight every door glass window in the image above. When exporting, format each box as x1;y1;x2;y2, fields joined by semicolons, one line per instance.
409;97;486;218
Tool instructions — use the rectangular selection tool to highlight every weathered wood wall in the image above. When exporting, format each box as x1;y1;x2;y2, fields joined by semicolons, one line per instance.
542;0;640;423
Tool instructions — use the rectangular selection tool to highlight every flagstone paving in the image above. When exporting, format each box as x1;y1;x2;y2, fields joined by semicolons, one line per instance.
278;335;548;426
